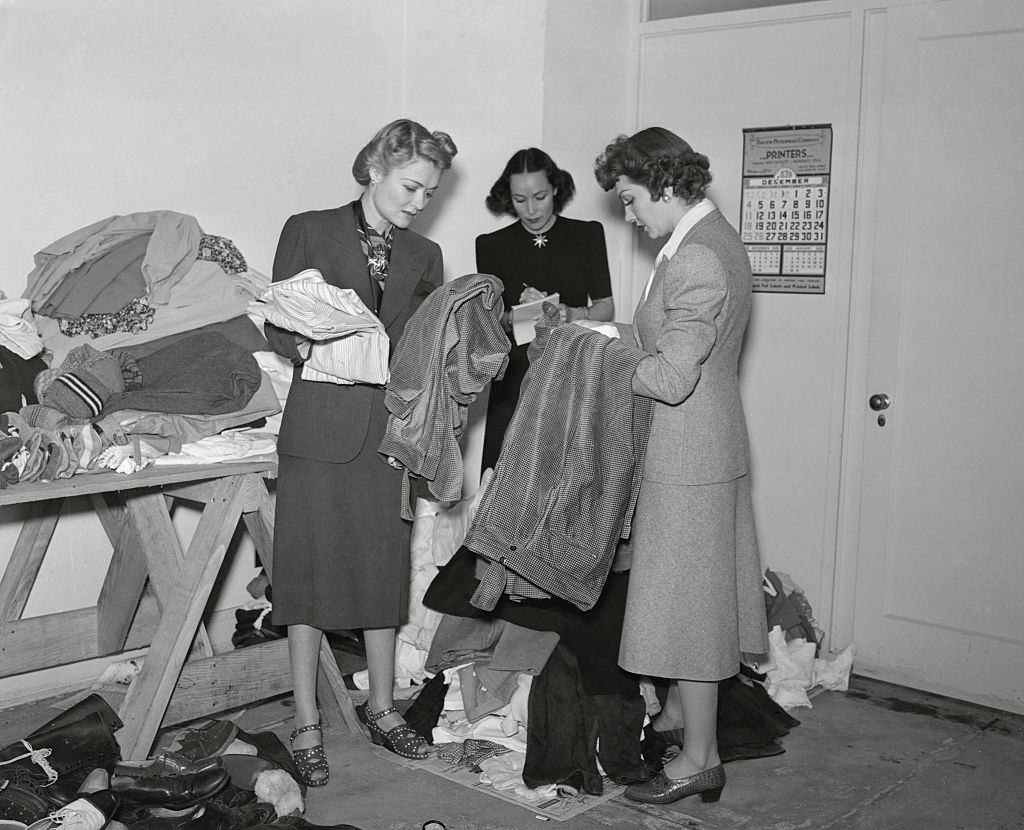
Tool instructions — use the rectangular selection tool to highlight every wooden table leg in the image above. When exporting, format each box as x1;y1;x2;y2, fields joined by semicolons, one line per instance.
0;501;61;621
117;475;247;759
240;474;275;579
92;493;150;655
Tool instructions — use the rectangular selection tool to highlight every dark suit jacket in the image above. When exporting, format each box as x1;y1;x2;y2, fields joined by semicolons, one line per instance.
265;202;443;463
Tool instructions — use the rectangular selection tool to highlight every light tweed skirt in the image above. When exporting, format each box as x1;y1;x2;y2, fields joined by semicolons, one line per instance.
618;474;768;680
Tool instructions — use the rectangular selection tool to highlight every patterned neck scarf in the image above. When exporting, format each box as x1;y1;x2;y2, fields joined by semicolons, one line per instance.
353;200;393;314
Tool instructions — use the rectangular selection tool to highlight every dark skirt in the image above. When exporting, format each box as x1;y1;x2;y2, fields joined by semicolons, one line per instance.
480;341;529;472
271;396;411;631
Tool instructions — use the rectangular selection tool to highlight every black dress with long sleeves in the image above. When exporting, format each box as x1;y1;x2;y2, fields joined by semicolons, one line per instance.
474;216;612;472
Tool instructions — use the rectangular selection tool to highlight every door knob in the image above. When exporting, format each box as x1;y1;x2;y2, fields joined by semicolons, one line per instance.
869;393;891;411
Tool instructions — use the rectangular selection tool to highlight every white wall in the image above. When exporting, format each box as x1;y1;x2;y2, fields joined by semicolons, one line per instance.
543;0;642;319
0;0;553;293
0;0;575;697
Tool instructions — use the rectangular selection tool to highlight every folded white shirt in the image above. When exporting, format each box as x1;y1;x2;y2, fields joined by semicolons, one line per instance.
0;297;45;359
249;268;389;385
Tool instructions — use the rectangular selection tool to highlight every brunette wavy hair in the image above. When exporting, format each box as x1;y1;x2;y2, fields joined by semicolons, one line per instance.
485;148;576;217
594;127;712;203
352;119;458;185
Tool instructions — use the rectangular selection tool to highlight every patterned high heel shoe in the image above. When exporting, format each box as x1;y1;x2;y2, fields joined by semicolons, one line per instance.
289;723;329;787
356;702;431;760
623;763;725;804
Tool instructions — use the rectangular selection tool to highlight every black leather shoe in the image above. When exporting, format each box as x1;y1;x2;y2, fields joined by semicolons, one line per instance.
0;775;50;824
623;763;726;805
113;751;224;779
111;768;230;810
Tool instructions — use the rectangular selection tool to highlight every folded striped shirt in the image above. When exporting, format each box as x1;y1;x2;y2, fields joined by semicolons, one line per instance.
249;268;389;385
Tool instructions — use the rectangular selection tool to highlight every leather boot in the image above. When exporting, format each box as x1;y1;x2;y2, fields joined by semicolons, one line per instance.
0;695;122;805
26;696;122;739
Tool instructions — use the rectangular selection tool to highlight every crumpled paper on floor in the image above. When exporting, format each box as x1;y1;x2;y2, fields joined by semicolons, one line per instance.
762;625;855;709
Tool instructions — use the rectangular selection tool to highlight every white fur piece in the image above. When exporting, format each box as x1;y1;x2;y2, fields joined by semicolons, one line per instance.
254;768;304;817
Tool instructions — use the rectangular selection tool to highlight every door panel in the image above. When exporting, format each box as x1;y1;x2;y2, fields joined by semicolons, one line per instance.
639;12;855;631
854;0;1024;712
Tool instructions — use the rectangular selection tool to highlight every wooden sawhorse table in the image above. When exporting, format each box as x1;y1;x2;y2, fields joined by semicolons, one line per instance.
0;460;361;760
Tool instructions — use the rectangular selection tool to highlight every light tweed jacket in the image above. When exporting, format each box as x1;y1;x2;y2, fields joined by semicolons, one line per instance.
629;209;752;485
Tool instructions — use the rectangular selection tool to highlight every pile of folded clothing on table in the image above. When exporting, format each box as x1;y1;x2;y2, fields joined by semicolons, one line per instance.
0;210;295;488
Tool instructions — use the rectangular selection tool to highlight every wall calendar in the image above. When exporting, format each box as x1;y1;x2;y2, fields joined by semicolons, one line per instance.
740;124;832;294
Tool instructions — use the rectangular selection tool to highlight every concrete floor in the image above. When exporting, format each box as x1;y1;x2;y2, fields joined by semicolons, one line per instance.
3;675;1023;830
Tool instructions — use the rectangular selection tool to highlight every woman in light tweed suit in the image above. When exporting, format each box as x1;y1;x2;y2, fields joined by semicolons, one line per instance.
594;128;768;805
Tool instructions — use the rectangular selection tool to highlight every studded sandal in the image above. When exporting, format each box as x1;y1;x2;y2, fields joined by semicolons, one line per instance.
289;723;329;787
357;703;431;760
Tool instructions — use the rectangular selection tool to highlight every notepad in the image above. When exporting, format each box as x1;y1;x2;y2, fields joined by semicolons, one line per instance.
511;293;558;345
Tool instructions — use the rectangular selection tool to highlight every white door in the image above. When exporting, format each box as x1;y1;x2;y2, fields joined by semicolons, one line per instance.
849;0;1024;713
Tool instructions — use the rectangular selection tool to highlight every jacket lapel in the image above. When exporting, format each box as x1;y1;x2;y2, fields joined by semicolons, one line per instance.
326;203;378;313
635;208;722;328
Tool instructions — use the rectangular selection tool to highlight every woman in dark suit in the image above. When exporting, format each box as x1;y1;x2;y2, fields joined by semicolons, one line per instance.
265;119;457;784
593;128;768;805
476;148;614;472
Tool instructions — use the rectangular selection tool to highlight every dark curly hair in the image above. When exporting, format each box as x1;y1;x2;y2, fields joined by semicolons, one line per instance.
352;119;457;186
485;148;576;217
593;127;712;203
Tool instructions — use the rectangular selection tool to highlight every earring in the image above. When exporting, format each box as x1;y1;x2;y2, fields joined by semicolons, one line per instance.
662;194;672;202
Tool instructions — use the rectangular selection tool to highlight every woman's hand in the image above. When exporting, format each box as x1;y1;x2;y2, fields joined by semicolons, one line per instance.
518;286;548;305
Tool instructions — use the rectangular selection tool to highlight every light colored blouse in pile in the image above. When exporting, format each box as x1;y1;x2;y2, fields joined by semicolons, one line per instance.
248;268;389;386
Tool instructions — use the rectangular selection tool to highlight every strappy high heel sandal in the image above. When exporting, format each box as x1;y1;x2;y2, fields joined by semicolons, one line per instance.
356;702;431;760
289;723;329;787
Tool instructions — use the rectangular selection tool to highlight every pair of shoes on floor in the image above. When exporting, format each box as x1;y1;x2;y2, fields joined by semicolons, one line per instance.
355;703;431;761
288;724;329;788
25;790;120;830
623;763;726;805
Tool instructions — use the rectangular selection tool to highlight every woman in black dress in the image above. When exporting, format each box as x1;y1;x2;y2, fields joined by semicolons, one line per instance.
265;120;457;785
476;148;615;472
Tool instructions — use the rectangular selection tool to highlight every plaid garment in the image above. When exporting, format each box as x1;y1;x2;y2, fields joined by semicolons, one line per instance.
434;739;511;768
465;308;653;611
379;273;510;518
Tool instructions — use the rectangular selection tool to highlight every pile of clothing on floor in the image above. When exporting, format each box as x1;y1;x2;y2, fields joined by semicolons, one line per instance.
0;211;293;487
0;694;362;829
283;307;850;800
361;515;813;797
